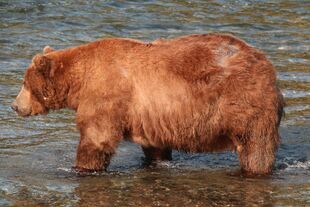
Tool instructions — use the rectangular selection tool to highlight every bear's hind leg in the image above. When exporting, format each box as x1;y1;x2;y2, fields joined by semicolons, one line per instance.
237;141;277;176
236;118;280;175
142;146;172;165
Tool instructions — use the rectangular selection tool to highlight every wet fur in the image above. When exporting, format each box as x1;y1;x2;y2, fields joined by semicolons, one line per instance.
20;33;284;174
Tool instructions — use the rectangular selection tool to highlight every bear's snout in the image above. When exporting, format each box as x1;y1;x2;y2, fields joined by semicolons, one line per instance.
11;100;31;116
12;85;33;117
11;101;18;112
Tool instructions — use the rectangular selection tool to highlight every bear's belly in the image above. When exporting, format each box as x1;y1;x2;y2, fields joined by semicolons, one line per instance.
130;129;235;153
129;106;234;153
128;70;234;152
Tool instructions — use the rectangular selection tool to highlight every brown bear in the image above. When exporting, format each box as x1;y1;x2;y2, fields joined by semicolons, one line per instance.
11;33;284;175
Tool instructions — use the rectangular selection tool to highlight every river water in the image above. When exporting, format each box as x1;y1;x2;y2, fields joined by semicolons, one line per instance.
0;1;309;206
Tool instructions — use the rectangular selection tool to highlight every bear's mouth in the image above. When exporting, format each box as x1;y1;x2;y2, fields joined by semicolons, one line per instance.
15;109;48;117
15;108;32;117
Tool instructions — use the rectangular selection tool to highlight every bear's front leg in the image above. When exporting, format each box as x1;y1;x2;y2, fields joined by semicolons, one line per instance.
74;120;123;173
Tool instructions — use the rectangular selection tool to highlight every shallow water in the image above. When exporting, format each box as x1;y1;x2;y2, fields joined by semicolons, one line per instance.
0;0;309;206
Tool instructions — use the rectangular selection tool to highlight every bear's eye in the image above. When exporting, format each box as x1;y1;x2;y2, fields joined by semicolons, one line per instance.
43;90;48;99
42;86;50;101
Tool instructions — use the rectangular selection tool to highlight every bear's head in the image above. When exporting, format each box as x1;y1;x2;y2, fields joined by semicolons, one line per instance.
11;46;61;117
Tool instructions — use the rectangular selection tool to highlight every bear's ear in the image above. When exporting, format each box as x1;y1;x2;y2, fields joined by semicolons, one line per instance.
32;54;55;78
43;45;54;54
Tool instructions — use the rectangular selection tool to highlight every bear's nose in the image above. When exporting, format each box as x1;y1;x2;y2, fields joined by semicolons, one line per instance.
11;101;18;112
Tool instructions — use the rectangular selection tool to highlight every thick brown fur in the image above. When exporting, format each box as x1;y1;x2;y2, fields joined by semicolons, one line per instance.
13;33;284;175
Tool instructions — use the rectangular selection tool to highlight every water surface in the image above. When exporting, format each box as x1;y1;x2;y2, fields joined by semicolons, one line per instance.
0;1;309;206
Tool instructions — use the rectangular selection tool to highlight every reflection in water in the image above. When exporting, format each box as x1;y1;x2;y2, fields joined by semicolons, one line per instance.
64;170;276;206
0;0;309;206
